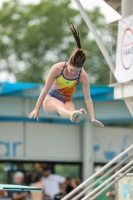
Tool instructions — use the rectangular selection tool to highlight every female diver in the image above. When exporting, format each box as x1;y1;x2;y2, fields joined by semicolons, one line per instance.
28;24;104;127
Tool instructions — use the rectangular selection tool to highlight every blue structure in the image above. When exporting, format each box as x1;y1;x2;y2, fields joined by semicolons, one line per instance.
0;82;114;101
0;82;116;124
0;81;131;124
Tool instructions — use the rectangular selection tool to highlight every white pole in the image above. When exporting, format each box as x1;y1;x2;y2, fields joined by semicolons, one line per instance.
82;121;93;181
74;0;115;75
90;166;133;200
61;144;133;200
82;160;133;199
73;153;133;200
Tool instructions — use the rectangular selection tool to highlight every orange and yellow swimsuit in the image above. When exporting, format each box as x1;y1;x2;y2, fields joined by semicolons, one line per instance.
48;62;82;103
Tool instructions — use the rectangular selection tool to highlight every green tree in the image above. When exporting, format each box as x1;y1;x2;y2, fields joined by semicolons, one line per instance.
0;0;110;84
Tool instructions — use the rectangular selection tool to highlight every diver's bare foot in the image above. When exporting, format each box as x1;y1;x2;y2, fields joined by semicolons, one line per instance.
70;110;81;122
75;108;87;123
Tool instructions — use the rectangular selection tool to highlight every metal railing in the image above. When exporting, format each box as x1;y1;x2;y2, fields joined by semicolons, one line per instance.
62;144;133;200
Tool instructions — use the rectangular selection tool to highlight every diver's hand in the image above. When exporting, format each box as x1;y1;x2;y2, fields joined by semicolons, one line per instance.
28;108;39;121
91;119;104;127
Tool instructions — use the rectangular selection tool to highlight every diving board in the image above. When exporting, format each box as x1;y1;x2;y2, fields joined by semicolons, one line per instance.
0;184;42;191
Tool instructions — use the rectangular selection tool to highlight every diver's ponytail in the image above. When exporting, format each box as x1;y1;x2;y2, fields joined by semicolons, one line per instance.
69;23;86;68
69;23;81;49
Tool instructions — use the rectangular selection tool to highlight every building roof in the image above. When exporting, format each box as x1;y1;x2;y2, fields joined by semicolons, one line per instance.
0;82;43;98
0;82;114;102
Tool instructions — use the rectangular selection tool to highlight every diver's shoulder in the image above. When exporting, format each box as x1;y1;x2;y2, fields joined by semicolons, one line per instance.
50;62;66;77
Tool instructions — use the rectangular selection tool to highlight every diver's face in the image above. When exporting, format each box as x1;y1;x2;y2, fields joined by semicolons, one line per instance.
67;63;81;76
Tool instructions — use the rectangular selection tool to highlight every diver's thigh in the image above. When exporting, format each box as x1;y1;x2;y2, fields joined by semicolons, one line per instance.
65;101;75;111
43;95;65;114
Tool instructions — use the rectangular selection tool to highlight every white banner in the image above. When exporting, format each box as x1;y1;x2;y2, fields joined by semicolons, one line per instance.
115;15;133;82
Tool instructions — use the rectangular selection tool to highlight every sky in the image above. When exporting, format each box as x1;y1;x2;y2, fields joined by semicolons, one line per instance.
0;0;122;22
0;0;122;82
71;0;122;23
